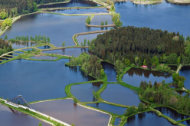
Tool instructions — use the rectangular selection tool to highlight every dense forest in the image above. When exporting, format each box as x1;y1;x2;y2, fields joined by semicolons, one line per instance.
0;0;67;18
0;39;13;55
0;0;37;17
89;27;190;70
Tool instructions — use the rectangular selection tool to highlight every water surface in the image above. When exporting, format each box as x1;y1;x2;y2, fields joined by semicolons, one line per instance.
101;84;140;106
125;112;173;126
122;68;172;87
2;13;100;48
0;104;49;126
179;69;190;90
115;1;190;36
31;99;110;126
53;8;108;14
0;59;89;102
71;82;102;102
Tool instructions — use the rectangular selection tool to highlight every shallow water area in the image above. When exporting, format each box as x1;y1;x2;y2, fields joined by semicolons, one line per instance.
122;68;172;87
101;84;140;106
0;104;49;126
31;99;110;126
71;82;102;102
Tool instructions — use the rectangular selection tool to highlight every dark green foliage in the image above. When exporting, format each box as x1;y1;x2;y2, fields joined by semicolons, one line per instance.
125;106;137;116
139;81;190;115
89;26;185;67
0;0;38;17
9;35;50;45
86;16;91;25
138;103;147;112
172;73;185;88
0;39;13;55
66;53;106;79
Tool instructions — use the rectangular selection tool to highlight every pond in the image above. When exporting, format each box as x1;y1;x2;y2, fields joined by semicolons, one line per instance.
179;68;190;90
115;1;190;36
122;68;172;87
38;0;98;8
87;102;127;115
31;99;110;126
52;8;108;14
125;112;173;126
1;13;101;48
0;104;49;126
101;84;140;106
0;59;90;102
43;48;88;57
102;62;117;82
71;82;102;102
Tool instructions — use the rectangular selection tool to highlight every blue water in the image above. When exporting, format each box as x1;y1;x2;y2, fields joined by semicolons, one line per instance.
71;82;102;102
0;59;89;102
115;1;190;37
101;84;140;106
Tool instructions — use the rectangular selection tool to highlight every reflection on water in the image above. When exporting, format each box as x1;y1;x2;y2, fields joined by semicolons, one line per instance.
125;112;173;126
0;104;49;126
71;82;102;102
179;67;190;90
38;0;97;8
122;68;172;87
115;1;190;36
31;99;110;126
156;107;189;121
102;62;117;81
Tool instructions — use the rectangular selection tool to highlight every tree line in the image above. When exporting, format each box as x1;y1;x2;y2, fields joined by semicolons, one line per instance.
0;0;67;18
89;26;189;71
0;39;13;55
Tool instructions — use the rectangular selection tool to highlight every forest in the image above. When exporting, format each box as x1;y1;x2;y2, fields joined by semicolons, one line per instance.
89;26;190;70
0;0;67;18
0;39;13;55
66;53;106;80
139;80;190;115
